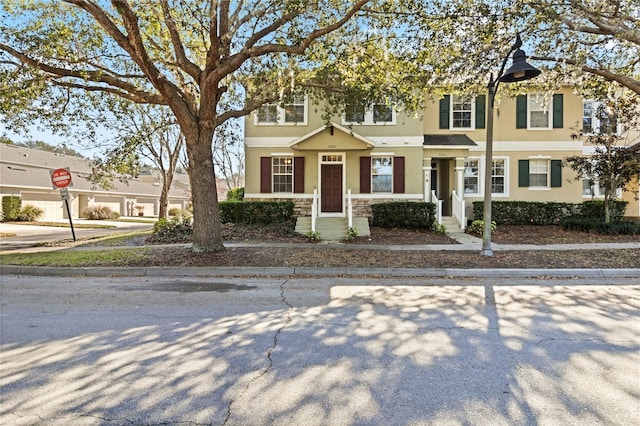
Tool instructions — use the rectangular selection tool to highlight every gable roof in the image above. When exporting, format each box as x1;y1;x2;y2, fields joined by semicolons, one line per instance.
289;122;375;150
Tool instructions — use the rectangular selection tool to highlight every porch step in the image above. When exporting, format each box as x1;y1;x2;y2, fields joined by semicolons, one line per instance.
295;217;370;241
440;216;463;232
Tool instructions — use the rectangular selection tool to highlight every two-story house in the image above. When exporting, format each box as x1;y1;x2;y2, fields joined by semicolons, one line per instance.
244;87;639;237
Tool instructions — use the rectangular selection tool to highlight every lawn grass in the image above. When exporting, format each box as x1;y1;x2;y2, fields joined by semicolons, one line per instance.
0;247;155;267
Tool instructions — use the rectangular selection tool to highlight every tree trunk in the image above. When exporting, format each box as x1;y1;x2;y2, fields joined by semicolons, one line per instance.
159;180;169;219
184;126;224;252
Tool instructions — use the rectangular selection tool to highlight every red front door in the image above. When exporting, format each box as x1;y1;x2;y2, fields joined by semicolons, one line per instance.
321;164;342;212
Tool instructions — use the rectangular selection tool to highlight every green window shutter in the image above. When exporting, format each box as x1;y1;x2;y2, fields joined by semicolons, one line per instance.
475;95;486;129
551;160;562;187
518;160;530;187
439;95;450;129
516;95;527;129
553;94;563;128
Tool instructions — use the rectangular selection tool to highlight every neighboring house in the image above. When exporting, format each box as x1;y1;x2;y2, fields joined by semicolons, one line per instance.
0;143;191;220
244;87;639;233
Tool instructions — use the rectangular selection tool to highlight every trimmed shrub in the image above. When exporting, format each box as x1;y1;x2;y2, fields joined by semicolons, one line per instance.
472;200;627;225
226;187;245;201
561;218;640;235
17;205;44;222
219;201;294;225
2;196;22;221
578;200;627;222
371;202;436;229
468;219;496;236
147;215;193;243
83;206;121;220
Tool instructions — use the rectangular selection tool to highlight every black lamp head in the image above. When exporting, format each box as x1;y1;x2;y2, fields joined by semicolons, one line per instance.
500;48;541;83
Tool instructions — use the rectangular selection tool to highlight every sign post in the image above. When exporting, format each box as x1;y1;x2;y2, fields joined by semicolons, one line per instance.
50;168;76;241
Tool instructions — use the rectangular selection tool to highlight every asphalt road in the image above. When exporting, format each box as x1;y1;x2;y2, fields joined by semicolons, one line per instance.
1;274;638;425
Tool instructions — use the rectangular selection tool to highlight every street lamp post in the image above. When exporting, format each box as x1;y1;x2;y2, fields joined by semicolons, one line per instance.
480;34;541;256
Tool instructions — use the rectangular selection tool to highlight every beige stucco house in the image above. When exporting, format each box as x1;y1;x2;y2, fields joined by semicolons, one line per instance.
0;143;191;220
244;88;639;235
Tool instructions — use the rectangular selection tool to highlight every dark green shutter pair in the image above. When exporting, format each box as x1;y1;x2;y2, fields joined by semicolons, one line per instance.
439;95;486;129
518;159;562;187
516;94;563;128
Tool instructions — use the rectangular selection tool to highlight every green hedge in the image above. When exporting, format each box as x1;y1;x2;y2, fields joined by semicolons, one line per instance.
2;196;21;221
219;200;294;225
226;187;245;201
472;200;628;225
561;217;640;235
371;202;436;229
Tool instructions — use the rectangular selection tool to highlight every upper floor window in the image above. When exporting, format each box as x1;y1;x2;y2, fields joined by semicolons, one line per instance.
343;100;396;125
516;93;563;130
452;95;473;129
528;94;551;129
255;95;308;125
583;100;621;135
439;94;485;130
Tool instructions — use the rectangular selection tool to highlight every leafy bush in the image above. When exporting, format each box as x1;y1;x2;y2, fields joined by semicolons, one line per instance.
219;201;294;225
83;206;121;220
561;218;640;235
147;215;193;243
17;205;44;222
578;200;627;222
432;222;447;234
306;230;320;242
346;226;359;241
468;219;496;236
371;202;436;229
2;196;22;221
168;207;190;217
472;200;627;225
226;187;245;201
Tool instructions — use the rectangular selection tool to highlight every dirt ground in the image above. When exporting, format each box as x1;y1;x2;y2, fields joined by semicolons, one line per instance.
112;224;639;269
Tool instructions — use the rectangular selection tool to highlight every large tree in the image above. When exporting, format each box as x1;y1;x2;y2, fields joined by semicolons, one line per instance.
91;103;185;219
0;0;376;252
565;92;640;223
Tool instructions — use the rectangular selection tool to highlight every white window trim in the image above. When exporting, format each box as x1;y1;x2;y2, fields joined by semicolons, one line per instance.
271;156;294;194
317;152;346;217
490;157;509;197
528;157;551;189
582;100;622;136
342;103;396;126
527;93;552;130
254;96;308;126
473;156;509;197
463;157;480;196
370;154;394;193
450;95;475;131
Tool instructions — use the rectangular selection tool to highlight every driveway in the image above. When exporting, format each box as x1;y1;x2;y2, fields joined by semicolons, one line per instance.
0;218;154;251
1;274;638;425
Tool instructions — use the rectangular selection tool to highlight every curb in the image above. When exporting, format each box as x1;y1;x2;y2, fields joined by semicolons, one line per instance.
2;265;639;278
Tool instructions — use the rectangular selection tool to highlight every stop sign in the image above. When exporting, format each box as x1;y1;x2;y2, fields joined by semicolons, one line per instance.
50;167;73;189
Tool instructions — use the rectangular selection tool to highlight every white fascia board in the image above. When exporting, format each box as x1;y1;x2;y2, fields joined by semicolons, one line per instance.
245;137;297;147
468;140;583;152
368;136;424;146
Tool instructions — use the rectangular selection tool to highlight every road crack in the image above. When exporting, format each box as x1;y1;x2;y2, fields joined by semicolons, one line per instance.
223;277;293;425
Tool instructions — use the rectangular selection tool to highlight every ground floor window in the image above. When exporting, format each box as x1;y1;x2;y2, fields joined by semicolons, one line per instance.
464;159;479;194
372;156;393;192
492;159;506;195
529;159;549;187
272;157;293;193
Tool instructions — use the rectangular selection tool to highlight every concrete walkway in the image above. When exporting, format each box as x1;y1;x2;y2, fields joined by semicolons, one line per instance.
2;220;639;278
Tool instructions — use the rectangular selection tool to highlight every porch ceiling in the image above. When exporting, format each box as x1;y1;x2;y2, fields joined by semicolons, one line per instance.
289;122;375;151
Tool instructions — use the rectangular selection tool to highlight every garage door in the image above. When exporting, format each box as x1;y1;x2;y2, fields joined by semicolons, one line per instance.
94;197;122;215
21;193;64;221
